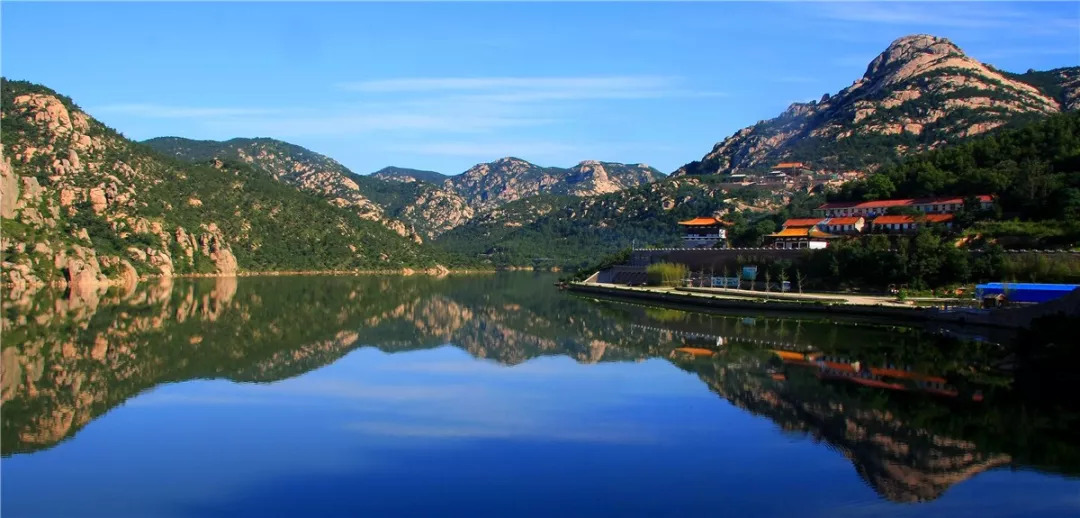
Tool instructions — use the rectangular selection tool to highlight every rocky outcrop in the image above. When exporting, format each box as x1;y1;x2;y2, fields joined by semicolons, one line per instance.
446;157;664;210
371;166;448;185
675;34;1077;176
1;81;244;292
1;156;19;219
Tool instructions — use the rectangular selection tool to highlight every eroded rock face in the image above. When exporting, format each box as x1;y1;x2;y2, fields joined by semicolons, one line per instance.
674;34;1074;176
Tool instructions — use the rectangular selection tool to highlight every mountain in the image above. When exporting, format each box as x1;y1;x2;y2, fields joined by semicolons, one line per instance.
372;166;448;185
1;79;450;293
676;34;1079;176
435;175;778;268
144;141;663;239
1004;67;1080;111
446;157;665;210
143;136;478;241
143;136;420;239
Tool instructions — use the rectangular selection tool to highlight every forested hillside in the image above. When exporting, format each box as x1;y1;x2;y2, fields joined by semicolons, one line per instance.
435;176;803;269
835;111;1080;221
1;79;455;292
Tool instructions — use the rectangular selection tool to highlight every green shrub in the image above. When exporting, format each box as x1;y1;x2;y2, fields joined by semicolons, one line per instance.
646;262;688;287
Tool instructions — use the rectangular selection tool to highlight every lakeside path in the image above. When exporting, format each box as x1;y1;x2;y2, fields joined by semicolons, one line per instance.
674;286;917;307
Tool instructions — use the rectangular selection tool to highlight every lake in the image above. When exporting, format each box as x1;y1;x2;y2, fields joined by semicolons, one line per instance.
2;273;1078;517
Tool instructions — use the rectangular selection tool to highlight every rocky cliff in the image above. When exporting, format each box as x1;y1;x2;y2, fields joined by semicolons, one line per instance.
676;34;1079;176
1;79;446;294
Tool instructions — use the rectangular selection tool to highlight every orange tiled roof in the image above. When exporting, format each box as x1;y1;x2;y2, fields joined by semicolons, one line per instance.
678;217;724;226
819;199;912;210
775;162;806;169
826;217;863;225
768;227;840;238
818;195;992;211
783;218;825;227
872;214;954;225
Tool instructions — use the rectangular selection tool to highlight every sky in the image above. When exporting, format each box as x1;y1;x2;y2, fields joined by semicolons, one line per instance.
2;1;1078;175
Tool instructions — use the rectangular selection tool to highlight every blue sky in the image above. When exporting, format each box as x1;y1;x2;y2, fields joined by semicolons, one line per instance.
3;2;1077;175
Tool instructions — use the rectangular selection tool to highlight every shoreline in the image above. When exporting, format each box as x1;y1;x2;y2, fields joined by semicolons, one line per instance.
1;268;501;295
567;282;1069;330
138;268;498;280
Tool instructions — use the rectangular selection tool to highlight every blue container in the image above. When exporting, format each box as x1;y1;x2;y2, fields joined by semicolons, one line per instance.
975;283;1079;303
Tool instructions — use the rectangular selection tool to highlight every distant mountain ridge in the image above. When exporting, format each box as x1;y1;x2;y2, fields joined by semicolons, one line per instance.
676;34;1079;176
442;157;665;210
372;166;449;185
148;137;667;236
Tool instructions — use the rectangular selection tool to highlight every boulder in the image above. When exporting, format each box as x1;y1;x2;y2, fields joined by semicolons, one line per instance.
1;159;19;218
88;188;107;213
117;260;139;294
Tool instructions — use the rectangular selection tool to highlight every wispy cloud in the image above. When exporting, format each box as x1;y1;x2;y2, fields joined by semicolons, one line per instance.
337;75;726;102
346;420;657;444
92;75;724;148
388;140;585;157
94;103;276;118
815;2;1080;34
205;111;555;137
339;76;673;93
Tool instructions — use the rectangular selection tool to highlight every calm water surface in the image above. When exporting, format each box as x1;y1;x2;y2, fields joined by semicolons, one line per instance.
2;273;1078;517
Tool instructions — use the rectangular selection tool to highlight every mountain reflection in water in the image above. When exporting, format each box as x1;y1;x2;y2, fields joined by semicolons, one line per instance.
2;273;1078;510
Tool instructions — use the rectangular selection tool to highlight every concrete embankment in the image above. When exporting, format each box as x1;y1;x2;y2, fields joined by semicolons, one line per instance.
567;282;1078;329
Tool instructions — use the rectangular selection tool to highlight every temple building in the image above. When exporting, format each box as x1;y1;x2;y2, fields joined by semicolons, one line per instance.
870;213;955;232
816;195;993;218
767;227;841;249
678;217;729;248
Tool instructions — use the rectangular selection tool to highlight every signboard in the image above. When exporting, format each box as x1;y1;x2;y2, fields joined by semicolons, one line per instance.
711;276;740;288
741;266;758;281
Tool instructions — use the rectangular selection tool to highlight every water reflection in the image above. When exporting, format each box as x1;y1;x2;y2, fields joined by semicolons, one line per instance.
2;273;1077;506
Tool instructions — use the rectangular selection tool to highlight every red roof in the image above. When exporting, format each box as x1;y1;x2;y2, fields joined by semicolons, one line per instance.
826;217;863;225
783;218;825;228
872;214;954;225
818;195;992;211
775;162;806;169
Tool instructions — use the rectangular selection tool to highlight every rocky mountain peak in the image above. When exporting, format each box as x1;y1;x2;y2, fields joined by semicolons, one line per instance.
867;35;959;74
674;34;1074;176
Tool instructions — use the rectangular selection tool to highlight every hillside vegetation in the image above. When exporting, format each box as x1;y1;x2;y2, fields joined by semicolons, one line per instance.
835;111;1080;222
